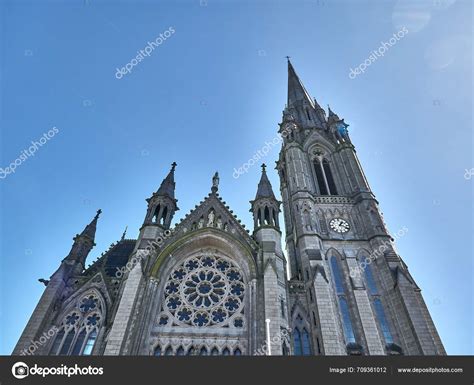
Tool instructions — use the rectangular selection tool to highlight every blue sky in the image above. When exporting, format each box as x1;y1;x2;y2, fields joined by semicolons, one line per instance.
0;0;472;355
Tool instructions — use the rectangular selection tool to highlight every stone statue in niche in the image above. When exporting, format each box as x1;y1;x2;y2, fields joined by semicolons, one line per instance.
224;223;229;232
198;217;204;229
207;210;215;226
216;217;223;229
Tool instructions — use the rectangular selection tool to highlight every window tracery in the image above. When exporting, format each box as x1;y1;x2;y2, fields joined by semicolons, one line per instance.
158;253;246;329
50;292;103;356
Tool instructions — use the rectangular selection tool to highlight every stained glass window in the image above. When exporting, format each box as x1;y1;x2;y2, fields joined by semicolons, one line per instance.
339;297;356;344
59;330;75;355
364;262;378;295
293;328;302;356
71;329;87;355
82;330;97;355
363;263;395;345
330;257;345;295
302;329;312;355
374;298;394;344
158;254;245;329
80;296;98;313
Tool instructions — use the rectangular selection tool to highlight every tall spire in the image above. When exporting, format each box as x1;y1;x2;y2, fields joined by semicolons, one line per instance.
80;209;101;241
287;59;314;109
156;162;177;199
255;164;276;200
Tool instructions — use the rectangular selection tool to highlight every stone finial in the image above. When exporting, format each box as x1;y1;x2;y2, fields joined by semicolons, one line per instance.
212;172;219;193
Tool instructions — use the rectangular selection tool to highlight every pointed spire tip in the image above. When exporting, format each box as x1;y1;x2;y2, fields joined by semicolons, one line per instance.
121;226;128;241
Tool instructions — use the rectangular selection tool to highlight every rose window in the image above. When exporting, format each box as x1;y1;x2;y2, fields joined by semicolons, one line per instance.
158;254;245;328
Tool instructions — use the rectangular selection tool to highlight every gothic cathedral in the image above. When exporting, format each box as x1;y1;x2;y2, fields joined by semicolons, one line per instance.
14;60;445;356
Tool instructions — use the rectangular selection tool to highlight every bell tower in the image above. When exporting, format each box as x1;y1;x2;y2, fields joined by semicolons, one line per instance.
277;59;445;356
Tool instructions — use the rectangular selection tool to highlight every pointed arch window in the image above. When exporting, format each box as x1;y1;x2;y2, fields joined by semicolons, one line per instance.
363;262;394;345
313;159;328;195
176;346;185;356
330;256;345;295
50;329;65;355
153;204;161;223
199;347;208;356
50;292;103;356
293;328;302;356
222;347;230;356
323;159;337;195
154;345;162;356
59;329;75;355
364;260;378;296
211;347;219;356
82;330;97;355
330;256;357;345
161;206;168;225
313;158;338;196
264;206;271;225
164;346;173;356
339;297;356;344
373;299;394;344
233;347;242;356
71;329;87;355
301;328;312;355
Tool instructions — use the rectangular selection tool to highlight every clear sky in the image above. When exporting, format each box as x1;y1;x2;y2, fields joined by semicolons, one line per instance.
0;0;472;355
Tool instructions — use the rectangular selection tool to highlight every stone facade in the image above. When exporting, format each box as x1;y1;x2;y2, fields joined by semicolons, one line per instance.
13;60;445;356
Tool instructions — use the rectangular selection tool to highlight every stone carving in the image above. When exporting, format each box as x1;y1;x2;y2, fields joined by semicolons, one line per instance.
207;210;215;227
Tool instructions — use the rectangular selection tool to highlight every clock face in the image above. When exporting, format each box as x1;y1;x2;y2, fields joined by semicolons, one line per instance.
329;218;350;233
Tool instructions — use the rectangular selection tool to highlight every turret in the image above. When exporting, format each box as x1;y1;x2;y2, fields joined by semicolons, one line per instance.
250;164;281;232
143;162;179;230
